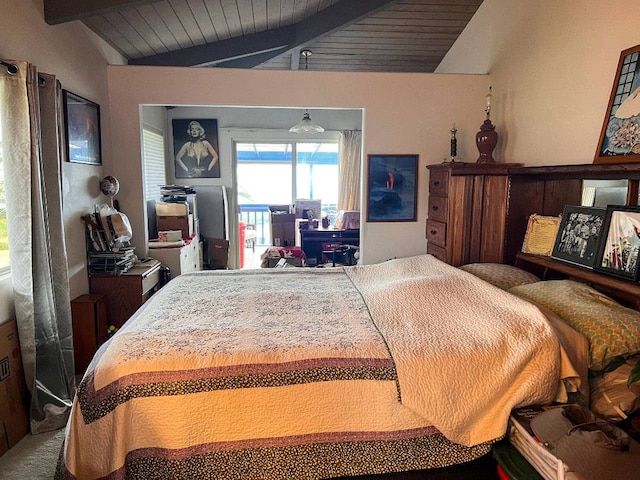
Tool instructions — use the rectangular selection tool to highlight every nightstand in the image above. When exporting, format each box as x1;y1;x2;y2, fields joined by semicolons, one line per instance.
89;259;161;330
71;293;108;374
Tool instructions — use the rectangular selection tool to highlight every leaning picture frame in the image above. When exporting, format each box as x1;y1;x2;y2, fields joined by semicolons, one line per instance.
551;205;606;269
594;44;640;164
366;154;418;222
521;214;561;257
594;205;640;281
63;90;102;165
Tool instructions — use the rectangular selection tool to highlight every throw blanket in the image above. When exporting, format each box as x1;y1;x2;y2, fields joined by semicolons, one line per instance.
346;255;561;446
59;255;561;479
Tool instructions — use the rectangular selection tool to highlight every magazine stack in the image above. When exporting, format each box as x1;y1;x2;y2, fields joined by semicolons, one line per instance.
508;407;572;480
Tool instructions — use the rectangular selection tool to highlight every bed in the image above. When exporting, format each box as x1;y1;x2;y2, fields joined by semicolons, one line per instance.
57;254;585;480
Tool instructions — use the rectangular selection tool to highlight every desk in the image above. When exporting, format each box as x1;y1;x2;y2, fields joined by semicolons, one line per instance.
89;259;161;330
300;228;359;266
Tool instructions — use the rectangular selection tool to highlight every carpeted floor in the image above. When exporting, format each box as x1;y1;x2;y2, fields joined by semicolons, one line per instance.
0;428;64;479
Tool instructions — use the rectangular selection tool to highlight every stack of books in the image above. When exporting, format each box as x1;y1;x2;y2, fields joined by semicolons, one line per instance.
88;246;136;275
160;185;196;196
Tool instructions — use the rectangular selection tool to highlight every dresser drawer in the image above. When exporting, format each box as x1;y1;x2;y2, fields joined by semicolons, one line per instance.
429;170;449;195
428;195;448;222
141;265;161;296
427;243;447;263
426;219;446;247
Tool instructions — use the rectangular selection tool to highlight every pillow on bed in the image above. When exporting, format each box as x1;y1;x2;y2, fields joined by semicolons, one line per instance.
509;280;640;371
458;263;540;291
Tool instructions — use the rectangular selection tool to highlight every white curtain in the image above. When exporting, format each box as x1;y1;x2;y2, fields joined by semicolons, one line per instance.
0;60;74;433
337;130;362;212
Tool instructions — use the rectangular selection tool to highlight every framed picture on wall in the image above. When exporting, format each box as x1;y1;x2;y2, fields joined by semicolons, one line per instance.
172;118;220;178
551;205;606;269
366;154;418;222
63;90;102;165
594;205;640;281
594;44;640;164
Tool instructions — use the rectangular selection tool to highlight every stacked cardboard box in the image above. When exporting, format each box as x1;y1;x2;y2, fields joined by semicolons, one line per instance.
269;206;296;247
156;202;193;239
0;320;29;457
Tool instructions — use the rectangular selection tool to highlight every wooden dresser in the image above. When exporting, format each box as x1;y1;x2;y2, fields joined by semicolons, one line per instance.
426;162;518;266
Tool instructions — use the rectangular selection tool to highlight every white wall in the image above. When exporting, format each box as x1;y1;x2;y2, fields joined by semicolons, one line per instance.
437;0;640;166
107;66;490;265
0;0;124;324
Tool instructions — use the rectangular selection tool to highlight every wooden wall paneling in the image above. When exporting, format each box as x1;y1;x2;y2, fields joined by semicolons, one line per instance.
448;175;473;266
503;177;546;266
469;175;485;263
479;175;510;263
542;179;583;215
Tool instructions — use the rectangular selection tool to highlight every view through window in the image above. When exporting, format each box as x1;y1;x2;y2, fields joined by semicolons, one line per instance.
0;111;8;272
236;141;338;247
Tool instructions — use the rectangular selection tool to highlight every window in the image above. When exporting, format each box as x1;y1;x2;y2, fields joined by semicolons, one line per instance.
236;140;339;246
236;141;338;214
0;111;8;272
295;142;339;221
142;125;166;201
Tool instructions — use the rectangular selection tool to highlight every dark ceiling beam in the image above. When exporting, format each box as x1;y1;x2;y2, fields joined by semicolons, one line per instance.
44;0;156;25
120;0;400;68
216;0;399;69
128;28;295;67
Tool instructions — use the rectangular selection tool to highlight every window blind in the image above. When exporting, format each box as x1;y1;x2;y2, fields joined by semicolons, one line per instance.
142;126;166;201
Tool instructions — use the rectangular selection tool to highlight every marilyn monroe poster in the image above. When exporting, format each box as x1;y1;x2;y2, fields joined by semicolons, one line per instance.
173;119;220;178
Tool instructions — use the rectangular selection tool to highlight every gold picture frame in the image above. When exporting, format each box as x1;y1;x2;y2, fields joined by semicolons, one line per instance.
521;214;561;256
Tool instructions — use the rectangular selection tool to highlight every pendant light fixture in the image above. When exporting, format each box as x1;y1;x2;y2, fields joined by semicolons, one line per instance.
289;49;325;134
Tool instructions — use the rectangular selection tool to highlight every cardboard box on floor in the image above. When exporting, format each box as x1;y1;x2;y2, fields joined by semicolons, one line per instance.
205;238;229;269
270;213;296;247
0;320;29;457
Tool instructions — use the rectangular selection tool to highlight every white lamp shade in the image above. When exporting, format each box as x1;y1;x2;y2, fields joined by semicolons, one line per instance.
289;112;325;134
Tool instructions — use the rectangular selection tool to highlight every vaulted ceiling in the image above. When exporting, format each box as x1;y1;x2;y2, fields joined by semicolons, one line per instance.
44;0;482;73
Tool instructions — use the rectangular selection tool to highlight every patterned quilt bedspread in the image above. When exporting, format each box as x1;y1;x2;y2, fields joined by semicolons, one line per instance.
57;255;562;480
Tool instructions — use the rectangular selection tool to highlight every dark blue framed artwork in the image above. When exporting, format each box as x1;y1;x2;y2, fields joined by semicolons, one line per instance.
63;90;101;165
366;154;418;222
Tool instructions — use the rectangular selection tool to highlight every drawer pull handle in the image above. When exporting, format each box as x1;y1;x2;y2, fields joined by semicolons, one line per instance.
433;180;440;187
430;229;437;235
431;205;439;211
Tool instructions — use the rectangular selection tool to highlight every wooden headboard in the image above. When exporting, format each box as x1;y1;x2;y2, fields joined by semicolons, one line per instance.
504;163;640;312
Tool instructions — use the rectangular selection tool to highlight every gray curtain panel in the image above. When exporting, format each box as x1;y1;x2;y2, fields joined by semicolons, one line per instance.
1;60;74;434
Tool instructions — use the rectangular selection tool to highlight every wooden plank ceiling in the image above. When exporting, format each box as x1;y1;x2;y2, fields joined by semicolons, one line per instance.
44;0;483;73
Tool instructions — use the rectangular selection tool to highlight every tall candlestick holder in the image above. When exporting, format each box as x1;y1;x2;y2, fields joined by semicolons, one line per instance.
450;123;458;162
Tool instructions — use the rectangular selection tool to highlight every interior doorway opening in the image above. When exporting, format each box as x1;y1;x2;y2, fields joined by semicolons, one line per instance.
236;141;339;269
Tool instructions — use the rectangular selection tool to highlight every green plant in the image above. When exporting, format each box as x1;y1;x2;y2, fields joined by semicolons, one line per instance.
603;356;640;386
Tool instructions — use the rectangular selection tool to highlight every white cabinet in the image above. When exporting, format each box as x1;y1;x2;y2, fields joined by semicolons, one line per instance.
150;235;201;278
